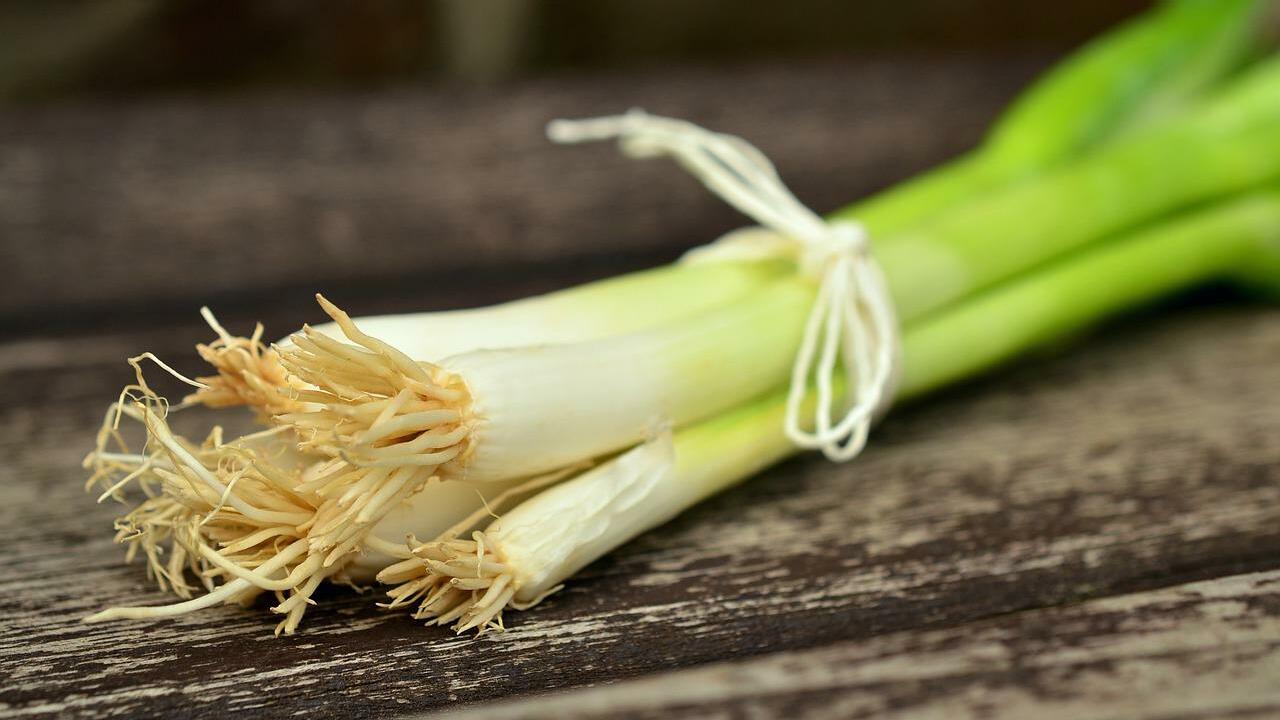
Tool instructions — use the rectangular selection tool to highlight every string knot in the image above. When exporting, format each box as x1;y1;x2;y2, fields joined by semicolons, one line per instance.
801;221;866;278
549;109;899;462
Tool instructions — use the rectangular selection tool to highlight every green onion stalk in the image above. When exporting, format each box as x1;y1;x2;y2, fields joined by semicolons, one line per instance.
386;191;1280;633
84;1;1280;634
847;0;1270;237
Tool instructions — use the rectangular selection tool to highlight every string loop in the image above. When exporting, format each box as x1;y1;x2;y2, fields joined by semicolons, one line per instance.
549;109;898;462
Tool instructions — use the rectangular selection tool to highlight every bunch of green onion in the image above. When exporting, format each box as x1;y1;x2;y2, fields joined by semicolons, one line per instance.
85;0;1280;635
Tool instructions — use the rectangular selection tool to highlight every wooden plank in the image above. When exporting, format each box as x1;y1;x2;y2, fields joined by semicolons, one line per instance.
438;569;1280;720
0;302;1278;718
0;56;1043;328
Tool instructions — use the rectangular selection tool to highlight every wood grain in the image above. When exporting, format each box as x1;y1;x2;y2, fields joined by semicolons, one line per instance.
0;57;1042;330
1;303;1278;719
438;569;1280;720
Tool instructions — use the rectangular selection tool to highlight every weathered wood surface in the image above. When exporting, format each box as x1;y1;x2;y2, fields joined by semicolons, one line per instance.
0;57;1039;328
441;569;1280;720
1;57;1279;719
2;304;1278;719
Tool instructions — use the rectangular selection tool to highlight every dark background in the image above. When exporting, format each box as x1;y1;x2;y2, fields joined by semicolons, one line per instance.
1;0;1163;338
3;0;1150;100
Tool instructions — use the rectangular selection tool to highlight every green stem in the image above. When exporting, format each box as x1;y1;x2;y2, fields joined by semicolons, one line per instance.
413;192;1280;629
898;190;1280;397
876;57;1280;324
419;2;1271;347
846;152;999;240
977;0;1267;175
842;0;1268;239
679;189;1280;485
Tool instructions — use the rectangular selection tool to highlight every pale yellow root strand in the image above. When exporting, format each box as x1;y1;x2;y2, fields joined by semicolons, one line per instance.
380;531;553;635
87;298;479;634
186;308;301;417
84;579;255;623
273;296;473;476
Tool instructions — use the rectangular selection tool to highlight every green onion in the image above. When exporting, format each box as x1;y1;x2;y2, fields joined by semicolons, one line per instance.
900;190;1280;395
848;0;1270;238
86;274;819;632
190;258;790;415
389;189;1280;632
84;2;1280;634
280;278;815;484
878;56;1280;320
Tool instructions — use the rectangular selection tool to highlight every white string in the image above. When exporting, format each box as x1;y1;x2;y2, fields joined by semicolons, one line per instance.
548;109;898;462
